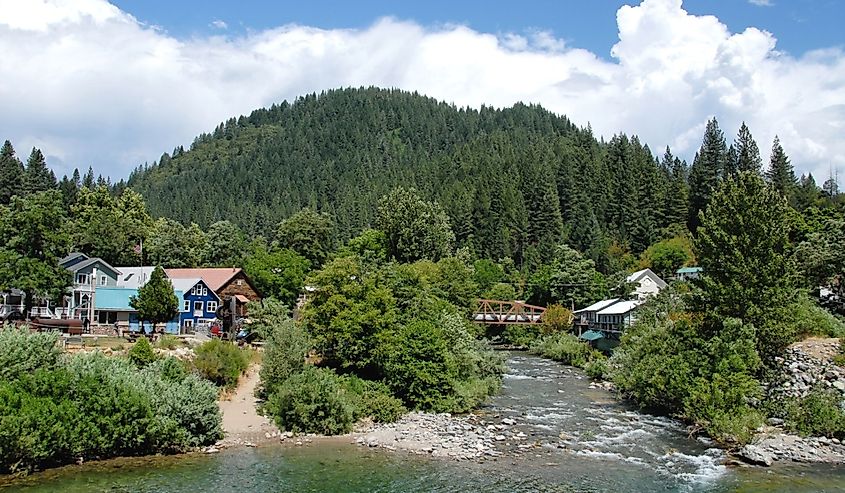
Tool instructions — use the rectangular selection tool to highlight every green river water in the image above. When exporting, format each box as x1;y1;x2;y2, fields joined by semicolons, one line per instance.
3;353;844;492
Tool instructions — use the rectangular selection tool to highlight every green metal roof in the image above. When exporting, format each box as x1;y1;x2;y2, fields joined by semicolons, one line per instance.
676;266;703;274
579;330;604;341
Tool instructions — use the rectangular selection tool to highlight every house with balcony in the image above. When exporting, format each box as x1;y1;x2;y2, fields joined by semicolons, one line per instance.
59;252;122;320
170;278;221;330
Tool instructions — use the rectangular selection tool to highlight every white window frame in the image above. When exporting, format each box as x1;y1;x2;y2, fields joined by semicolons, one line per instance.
76;273;89;285
100;275;107;286
183;319;194;328
207;301;218;313
183;300;190;312
201;285;208;296
193;301;203;313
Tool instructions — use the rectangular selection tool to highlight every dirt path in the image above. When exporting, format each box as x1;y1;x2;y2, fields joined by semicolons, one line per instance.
218;365;278;444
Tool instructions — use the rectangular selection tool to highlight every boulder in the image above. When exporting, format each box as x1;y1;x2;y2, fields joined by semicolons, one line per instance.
737;444;774;467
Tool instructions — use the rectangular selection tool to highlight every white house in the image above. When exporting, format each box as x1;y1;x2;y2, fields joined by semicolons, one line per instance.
115;266;158;289
594;299;645;333
626;268;667;299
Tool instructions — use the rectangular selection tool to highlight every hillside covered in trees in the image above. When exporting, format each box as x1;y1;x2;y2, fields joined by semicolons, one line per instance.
127;87;836;273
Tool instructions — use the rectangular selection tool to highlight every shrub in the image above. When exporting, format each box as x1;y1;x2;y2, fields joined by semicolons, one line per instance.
541;304;573;335
792;295;845;338
250;299;310;398
264;366;356;435
834;340;845;367
585;357;608;380
0;324;61;380
128;337;157;368
783;386;845;439
155;335;183;350
0;351;222;474
342;376;406;423
502;324;540;346
192;339;249;389
530;333;602;368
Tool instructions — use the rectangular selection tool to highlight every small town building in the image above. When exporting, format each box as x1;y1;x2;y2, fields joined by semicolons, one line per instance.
626;268;668;299
573;298;621;334
169;278;221;330
93;286;182;334
676;266;703;282
166;268;261;317
59;253;122;320
594;299;644;334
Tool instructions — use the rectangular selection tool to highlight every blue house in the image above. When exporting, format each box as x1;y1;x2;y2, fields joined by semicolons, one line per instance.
170;278;221;330
94;287;181;334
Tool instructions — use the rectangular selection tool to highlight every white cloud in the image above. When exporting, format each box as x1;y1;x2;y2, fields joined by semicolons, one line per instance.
0;0;843;183
749;0;774;7
210;19;227;30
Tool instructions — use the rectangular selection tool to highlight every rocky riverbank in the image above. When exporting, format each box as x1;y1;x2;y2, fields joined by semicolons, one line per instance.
735;338;845;467
352;412;522;461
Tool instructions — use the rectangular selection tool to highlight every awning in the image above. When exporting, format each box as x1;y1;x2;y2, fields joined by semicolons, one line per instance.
579;330;604;341
234;294;250;303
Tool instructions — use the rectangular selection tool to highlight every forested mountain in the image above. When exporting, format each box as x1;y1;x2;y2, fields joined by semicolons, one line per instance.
124;87;831;272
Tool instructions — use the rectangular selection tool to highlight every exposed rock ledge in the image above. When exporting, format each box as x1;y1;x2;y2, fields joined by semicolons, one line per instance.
736;431;845;466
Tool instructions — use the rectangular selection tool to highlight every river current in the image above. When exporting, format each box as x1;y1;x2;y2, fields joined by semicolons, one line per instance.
4;353;845;492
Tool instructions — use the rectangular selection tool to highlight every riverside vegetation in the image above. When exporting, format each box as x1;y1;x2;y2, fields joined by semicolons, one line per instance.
0;327;223;475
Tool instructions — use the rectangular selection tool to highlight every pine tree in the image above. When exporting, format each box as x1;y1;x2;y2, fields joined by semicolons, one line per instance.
22;148;56;196
734;122;762;174
130;266;179;328
765;136;797;202
663;148;689;229
795;173;821;211
0;140;24;204
688;118;728;233
82;166;95;189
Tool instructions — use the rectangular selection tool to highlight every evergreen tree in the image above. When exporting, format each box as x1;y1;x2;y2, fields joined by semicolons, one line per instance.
695;172;800;363
734;122;762;174
22;148;56;196
765;136;797;202
377;187;455;263
0;140;24;204
81;166;95;189
273;208;334;267
688;118;728;233
522;144;563;268
795;173;822;211
130;266;179;328
662;148;689;229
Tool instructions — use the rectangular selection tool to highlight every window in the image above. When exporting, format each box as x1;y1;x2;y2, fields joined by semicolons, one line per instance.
207;301;218;313
201;286;208;296
236;279;243;286
184;320;194;328
76;274;89;285
193;301;203;313
183;300;190;312
99;276;107;286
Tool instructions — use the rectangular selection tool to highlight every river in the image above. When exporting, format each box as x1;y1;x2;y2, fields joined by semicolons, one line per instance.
4;353;845;492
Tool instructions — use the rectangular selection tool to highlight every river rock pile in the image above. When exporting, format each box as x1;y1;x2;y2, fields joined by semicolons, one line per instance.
767;340;845;401
738;432;845;466
355;412;535;461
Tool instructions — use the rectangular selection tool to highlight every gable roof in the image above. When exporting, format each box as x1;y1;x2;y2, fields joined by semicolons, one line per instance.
574;298;620;314
66;257;122;277
165;268;246;292
60;252;88;267
115;266;158;288
627;268;668;289
169;278;221;301
596;299;644;316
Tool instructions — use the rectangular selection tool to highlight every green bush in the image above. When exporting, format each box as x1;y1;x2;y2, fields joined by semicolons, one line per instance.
250;299;310;398
609;291;763;445
342;376;406;423
192;339;249;389
783;386;845;439
265;366;356;435
128;337;157;368
155;335;183;350
502;324;540;346
0;325;61;380
530;332;602;368
585;357;609;380
792;295;845;338
0;351;221;474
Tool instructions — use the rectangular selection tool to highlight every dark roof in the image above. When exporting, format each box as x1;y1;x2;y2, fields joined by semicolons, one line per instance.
65;257;122;276
59;252;88;267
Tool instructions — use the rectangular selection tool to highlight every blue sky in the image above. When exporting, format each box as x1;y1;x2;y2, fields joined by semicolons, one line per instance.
1;0;843;181
112;0;842;59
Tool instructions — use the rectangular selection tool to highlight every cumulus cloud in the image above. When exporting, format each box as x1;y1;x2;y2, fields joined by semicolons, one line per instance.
210;19;227;30
0;0;843;182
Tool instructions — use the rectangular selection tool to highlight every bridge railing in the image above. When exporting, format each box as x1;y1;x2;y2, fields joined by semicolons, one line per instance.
472;299;547;325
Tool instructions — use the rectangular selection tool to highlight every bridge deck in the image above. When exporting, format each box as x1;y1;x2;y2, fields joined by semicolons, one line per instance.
471;299;546;325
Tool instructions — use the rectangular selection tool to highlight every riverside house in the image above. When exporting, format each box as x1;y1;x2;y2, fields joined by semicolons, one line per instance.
169;278;221;330
166;268;261;318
